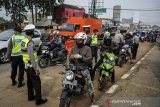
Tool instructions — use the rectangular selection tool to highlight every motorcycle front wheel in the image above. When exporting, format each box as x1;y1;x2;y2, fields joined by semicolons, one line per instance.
38;56;48;68
59;91;71;107
98;75;108;91
118;57;123;67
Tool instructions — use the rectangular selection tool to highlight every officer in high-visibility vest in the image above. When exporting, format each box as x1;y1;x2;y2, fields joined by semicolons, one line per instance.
6;26;25;87
91;29;99;63
21;24;47;105
104;28;110;38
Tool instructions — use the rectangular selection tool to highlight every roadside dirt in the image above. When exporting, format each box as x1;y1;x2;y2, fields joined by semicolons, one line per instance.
0;42;153;107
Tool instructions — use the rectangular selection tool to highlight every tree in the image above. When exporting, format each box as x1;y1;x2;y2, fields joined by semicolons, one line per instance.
0;0;27;27
0;0;65;25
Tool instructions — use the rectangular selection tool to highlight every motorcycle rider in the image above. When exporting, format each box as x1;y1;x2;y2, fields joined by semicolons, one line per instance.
21;24;47;105
124;32;133;64
69;32;95;103
51;30;63;63
83;26;94;81
93;36;118;83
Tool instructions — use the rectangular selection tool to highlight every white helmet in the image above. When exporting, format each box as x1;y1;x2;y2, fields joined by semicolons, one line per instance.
23;24;35;31
74;32;87;44
53;30;59;35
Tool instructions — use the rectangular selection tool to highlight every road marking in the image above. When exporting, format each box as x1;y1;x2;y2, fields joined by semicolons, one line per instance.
106;85;119;94
144;55;148;58
130;66;136;71
141;57;145;60
137;61;141;65
90;105;100;107
121;74;130;79
130;82;160;92
146;53;150;55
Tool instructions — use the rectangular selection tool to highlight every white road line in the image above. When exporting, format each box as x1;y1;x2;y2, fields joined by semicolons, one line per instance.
121;74;130;79
106;85;119;94
130;83;160;92
144;55;148;58
130;66;136;71
141;57;145;60
90;105;100;107
137;61;141;65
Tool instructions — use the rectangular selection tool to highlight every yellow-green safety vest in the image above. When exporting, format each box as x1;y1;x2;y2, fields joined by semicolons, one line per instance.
91;34;98;45
21;38;38;64
11;35;25;56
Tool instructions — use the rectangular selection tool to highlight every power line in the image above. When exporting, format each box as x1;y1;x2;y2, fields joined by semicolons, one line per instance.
73;5;160;11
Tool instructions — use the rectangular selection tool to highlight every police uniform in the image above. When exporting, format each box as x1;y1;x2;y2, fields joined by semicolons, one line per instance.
21;24;47;105
91;34;98;63
7;33;25;86
21;37;42;102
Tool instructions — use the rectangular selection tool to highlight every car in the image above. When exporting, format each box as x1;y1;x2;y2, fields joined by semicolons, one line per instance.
0;29;41;63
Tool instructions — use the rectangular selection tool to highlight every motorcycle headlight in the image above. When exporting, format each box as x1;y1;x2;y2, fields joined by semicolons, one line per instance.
121;49;125;53
42;50;46;53
42;50;49;54
65;71;74;81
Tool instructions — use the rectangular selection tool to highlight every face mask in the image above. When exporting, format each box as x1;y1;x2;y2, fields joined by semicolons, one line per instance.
76;42;84;48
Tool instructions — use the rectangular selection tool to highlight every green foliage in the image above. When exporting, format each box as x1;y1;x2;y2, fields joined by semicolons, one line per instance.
0;0;64;25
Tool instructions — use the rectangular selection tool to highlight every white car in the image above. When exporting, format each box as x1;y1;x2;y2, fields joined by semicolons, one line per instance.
0;29;41;63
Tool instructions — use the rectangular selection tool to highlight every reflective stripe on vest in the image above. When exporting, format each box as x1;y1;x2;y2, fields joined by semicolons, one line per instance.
91;35;98;45
11;35;25;56
21;38;38;64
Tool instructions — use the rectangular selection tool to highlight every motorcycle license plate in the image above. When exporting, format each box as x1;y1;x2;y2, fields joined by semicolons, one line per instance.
63;80;77;86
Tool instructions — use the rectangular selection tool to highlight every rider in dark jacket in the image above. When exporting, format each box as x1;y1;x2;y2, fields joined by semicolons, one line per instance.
93;36;118;82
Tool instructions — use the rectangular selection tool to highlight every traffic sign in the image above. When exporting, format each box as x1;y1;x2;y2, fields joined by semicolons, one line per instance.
95;8;106;13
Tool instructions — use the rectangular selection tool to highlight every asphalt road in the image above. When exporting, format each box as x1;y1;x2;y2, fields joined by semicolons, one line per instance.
94;45;160;107
0;42;153;107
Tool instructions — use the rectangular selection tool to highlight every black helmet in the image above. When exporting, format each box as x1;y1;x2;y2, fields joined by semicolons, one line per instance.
93;29;98;33
14;26;22;33
103;36;112;46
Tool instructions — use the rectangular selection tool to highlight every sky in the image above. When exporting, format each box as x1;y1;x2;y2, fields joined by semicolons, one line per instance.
0;0;160;25
65;0;160;25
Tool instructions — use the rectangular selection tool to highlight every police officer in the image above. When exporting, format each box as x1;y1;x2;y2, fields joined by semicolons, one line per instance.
104;28;110;36
21;24;47;105
91;29;99;63
6;26;25;87
132;32;139;59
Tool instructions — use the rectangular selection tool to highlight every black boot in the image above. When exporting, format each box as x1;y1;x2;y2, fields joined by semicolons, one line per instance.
28;96;35;101
111;70;115;84
12;80;17;86
18;82;25;88
36;98;48;105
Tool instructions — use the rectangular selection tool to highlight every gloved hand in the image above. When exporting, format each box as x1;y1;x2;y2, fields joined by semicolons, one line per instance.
74;54;82;59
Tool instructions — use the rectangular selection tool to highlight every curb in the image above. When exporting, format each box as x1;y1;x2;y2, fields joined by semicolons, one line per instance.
91;46;155;107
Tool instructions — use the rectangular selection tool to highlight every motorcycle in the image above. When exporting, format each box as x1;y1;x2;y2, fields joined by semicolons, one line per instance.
98;52;117;90
118;44;129;67
59;64;90;107
38;41;67;68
